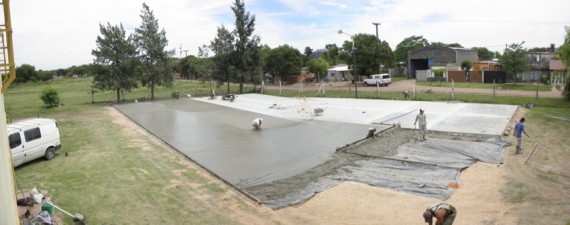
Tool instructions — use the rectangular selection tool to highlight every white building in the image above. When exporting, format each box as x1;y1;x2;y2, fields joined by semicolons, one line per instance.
326;65;351;82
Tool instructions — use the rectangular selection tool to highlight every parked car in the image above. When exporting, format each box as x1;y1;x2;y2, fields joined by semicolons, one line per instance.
363;73;392;86
7;118;62;167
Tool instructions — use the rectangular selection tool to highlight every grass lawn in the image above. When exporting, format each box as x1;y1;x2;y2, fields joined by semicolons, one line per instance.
4;77;570;224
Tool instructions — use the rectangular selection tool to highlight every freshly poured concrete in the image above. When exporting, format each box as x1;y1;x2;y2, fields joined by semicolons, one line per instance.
196;94;517;135
116;99;388;188
116;94;518;205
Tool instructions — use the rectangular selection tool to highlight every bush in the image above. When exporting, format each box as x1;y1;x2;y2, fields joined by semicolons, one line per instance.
40;87;61;107
540;74;549;84
171;91;180;99
432;69;445;77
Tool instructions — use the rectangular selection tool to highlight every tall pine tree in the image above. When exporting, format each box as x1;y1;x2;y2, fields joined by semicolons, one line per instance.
134;3;173;100
231;0;261;93
91;23;138;102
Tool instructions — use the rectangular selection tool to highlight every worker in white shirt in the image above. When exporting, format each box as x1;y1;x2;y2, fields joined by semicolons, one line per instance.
252;118;263;130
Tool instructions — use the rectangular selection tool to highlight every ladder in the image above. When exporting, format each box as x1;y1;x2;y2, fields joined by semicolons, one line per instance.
0;0;15;93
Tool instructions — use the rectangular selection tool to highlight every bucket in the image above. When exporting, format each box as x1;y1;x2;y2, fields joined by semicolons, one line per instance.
41;203;54;216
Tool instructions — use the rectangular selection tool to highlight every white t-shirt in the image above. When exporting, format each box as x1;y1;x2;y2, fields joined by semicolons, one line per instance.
428;202;450;213
252;118;263;127
415;113;427;126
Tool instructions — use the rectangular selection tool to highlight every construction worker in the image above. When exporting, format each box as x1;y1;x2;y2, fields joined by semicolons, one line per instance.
414;109;427;141
514;117;530;154
423;202;457;225
252;118;263;130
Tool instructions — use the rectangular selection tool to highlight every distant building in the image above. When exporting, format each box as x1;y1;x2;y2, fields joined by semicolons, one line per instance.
518;51;557;82
408;46;478;79
549;60;568;85
473;60;501;71
326;64;350;82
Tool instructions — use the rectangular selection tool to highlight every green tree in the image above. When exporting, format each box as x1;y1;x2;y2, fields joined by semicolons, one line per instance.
322;44;341;65
341;34;394;76
446;43;463;48
559;27;570;99
15;64;38;83
472;47;494;61
55;68;68;76
178;55;198;79
210;24;235;92
461;60;473;81
264;45;302;82
36;70;54;81
134;3;174;100
196;45;215;83
302;46;313;66
91;23;139;102
394;35;429;63
499;42;530;84
304;46;313;57
68;64;91;76
307;58;330;81
528;47;550;52
40;87;60;108
231;0;261;93
429;42;463;48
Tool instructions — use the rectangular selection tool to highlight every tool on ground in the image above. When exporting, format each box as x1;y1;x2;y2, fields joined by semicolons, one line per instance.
45;201;85;224
524;143;539;164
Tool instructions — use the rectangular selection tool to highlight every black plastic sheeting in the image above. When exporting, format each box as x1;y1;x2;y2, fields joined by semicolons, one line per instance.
257;138;508;209
116;99;508;210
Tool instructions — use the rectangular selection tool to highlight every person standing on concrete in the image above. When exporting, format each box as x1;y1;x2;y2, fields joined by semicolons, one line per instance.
414;109;427;141
423;202;457;225
514;117;530;154
252;118;263;130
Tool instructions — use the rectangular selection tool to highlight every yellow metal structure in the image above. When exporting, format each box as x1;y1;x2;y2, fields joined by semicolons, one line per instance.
0;2;19;225
0;0;15;93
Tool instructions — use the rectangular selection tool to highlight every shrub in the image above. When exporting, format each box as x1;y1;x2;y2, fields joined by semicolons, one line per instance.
40;87;61;107
171;91;180;99
432;69;445;77
540;74;549;84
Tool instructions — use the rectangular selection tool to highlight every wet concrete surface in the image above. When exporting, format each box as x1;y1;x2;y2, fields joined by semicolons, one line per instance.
116;95;517;208
115;99;390;188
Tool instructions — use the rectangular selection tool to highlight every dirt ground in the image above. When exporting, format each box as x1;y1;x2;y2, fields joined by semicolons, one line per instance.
108;103;520;225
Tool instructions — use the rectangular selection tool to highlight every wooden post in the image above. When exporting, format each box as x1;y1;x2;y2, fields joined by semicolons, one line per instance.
535;82;538;106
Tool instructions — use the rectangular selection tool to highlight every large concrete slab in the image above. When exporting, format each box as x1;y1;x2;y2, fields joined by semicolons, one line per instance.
116;94;518;207
116;99;388;188
196;94;518;135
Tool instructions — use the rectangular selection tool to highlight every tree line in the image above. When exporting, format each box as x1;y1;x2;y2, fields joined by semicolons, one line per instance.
13;1;570;100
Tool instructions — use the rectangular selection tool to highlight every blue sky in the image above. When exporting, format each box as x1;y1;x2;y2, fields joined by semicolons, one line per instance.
10;0;570;70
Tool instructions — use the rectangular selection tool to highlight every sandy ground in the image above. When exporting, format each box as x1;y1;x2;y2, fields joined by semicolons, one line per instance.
108;105;519;225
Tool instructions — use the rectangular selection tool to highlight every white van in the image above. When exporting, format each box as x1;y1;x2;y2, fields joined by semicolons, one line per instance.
7;118;62;167
362;73;392;86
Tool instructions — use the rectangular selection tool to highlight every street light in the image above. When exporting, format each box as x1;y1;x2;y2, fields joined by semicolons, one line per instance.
338;29;358;98
372;22;380;39
372;22;381;73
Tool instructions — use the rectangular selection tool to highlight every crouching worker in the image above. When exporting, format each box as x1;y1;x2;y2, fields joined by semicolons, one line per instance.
252;118;263;130
423;202;457;225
